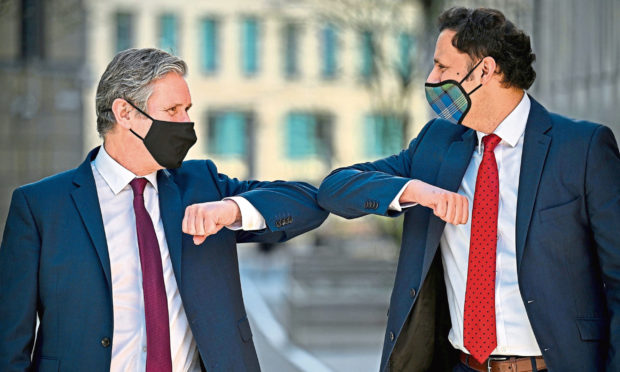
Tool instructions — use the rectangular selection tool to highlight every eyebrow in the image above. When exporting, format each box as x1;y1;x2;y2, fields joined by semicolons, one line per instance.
166;103;192;110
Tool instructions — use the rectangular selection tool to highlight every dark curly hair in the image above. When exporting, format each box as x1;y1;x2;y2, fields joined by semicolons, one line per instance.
438;7;536;90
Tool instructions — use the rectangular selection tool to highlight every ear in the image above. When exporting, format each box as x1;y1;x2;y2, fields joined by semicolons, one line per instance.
111;98;134;130
480;56;497;85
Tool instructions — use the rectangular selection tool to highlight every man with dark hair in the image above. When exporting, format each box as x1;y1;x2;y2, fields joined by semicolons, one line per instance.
319;7;619;372
0;48;328;371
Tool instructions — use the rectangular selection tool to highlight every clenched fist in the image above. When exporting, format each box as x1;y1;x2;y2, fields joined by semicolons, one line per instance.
400;180;469;225
182;200;241;245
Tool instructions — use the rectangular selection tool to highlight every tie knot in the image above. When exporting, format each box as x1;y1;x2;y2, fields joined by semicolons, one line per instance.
482;134;501;153
130;177;148;196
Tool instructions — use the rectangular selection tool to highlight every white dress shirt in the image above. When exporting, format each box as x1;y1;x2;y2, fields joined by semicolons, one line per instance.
91;146;265;372
391;93;542;356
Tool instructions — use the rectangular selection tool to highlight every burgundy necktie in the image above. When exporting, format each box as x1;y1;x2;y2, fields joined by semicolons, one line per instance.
130;178;173;372
463;134;501;363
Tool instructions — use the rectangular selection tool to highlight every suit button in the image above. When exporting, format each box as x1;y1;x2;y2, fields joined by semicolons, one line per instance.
389;331;395;342
101;337;111;348
410;288;416;298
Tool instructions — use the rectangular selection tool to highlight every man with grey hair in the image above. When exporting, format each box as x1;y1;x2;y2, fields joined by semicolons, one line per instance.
0;48;328;371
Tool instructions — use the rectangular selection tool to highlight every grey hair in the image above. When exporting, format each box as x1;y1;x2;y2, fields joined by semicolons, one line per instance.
95;48;188;136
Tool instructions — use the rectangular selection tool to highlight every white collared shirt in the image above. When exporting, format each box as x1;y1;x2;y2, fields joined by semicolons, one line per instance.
91;146;265;372
392;93;541;356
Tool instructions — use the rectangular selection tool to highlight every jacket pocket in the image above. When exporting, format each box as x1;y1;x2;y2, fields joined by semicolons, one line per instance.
238;315;253;343
36;357;59;372
575;317;607;341
538;196;581;223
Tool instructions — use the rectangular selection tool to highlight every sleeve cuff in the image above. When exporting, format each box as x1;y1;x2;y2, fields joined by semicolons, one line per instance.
223;196;267;231
388;180;418;212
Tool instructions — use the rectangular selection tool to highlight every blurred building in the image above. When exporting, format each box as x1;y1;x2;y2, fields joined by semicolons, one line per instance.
83;0;429;182
442;0;620;139
0;0;87;234
3;0;616;235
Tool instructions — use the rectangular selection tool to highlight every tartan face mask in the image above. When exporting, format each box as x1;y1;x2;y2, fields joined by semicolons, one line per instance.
424;59;484;125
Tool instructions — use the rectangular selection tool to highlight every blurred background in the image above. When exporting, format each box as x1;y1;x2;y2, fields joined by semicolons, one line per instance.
0;0;618;371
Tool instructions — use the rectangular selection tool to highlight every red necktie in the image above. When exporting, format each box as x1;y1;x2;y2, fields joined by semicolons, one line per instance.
130;178;173;372
463;134;501;363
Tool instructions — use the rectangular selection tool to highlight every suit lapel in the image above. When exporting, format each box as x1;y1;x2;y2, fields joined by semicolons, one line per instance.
515;98;552;271
71;147;112;290
422;129;477;274
157;170;184;288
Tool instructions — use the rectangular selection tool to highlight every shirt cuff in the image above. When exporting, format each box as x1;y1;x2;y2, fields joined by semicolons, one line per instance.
388;180;418;212
223;196;267;231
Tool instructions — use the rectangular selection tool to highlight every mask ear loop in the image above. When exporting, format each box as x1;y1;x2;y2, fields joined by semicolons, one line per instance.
459;58;485;95
124;99;155;121
124;98;153;141
458;58;485;84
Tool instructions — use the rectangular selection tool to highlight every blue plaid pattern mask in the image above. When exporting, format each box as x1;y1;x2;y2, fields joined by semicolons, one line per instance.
425;59;484;125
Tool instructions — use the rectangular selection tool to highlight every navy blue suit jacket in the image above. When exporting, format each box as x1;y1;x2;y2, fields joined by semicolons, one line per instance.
0;147;328;372
318;97;620;372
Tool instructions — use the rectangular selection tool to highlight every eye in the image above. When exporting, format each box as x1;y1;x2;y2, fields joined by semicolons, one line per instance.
167;106;178;114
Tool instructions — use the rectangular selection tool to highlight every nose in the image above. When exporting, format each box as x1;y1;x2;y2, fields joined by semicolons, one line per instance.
179;110;191;122
426;66;440;84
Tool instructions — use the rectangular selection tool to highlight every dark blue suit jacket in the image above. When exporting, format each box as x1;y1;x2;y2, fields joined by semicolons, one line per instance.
318;97;620;372
0;147;328;372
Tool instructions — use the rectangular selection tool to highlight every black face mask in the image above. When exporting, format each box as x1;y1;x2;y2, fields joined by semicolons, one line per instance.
125;100;197;169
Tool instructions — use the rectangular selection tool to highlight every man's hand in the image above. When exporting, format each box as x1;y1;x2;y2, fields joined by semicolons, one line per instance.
400;180;469;225
182;200;241;245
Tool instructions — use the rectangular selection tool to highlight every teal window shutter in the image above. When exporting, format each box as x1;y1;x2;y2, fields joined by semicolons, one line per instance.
159;14;178;54
383;115;403;154
365;113;404;156
397;33;416;80
321;24;337;79
115;13;133;53
242;17;259;76
284;23;299;78
209;112;247;157
286;112;318;158
360;31;374;79
364;114;381;156
201;19;218;73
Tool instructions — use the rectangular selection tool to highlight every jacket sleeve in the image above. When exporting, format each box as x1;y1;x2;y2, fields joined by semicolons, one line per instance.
317;120;433;219
0;188;40;372
205;161;329;244
584;126;620;370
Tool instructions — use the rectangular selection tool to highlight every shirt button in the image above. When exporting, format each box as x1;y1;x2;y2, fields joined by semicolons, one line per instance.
143;346;147;352
101;337;111;348
389;331;395;342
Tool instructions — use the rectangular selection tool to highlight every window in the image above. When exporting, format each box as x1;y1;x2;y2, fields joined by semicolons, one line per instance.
159;14;178;54
207;111;251;157
241;17;259;76
285;112;332;160
115;12;133;53
201;18;219;74
364;113;406;156
360;31;375;79
20;0;44;60
283;22;300;78
396;33;415;81
321;24;338;79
